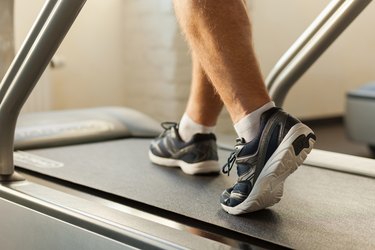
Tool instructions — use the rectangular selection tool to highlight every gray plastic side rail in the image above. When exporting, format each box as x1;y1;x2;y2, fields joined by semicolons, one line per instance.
0;0;372;178
14;107;162;150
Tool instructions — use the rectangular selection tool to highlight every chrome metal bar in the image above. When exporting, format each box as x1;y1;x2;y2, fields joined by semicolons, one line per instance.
265;0;346;89
0;183;191;249
0;0;59;102
0;0;87;177
269;0;372;107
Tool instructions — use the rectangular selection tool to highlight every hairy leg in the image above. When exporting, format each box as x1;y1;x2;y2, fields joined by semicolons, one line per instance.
173;0;271;123
185;52;223;127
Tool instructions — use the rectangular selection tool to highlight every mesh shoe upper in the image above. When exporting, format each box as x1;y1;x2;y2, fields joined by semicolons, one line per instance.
150;122;218;164
221;107;316;209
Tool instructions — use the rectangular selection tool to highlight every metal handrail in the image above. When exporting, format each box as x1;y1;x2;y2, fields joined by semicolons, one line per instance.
268;0;373;106
265;0;346;90
0;0;87;179
0;0;59;103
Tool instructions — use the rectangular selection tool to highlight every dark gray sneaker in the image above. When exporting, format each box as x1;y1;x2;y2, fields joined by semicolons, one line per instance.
149;122;220;175
220;108;316;214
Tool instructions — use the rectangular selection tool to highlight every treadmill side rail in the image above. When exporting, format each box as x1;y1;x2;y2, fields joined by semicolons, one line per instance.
0;181;231;250
305;149;375;178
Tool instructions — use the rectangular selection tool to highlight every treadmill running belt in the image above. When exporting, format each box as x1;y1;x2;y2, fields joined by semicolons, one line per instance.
15;139;375;249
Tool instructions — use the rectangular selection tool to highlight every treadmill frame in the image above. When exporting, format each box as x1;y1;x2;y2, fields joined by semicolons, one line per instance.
0;0;374;248
0;0;372;177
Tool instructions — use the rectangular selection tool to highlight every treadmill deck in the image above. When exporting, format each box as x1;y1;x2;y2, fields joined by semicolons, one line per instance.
14;138;375;249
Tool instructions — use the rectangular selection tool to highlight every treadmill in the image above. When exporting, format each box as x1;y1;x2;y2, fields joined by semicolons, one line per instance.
1;0;374;249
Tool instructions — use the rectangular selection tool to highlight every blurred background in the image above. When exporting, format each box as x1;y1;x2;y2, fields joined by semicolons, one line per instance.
2;0;375;157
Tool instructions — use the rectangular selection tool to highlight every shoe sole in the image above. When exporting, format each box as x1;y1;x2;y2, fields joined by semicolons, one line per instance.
221;123;316;215
148;151;220;175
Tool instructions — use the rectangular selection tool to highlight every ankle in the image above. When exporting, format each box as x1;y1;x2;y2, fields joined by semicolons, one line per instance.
179;113;215;142
234;101;275;142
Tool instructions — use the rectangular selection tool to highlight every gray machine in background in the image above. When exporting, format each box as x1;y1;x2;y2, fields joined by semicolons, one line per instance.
346;82;375;155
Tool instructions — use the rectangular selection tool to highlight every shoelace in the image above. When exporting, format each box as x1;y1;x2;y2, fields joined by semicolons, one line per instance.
161;121;177;130
222;150;237;176
222;138;246;176
158;122;178;138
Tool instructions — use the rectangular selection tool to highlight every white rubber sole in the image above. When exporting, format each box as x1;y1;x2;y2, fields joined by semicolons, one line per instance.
221;123;316;215
148;151;220;175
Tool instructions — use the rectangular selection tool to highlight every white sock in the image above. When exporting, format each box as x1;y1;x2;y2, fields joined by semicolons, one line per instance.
179;113;215;142
234;101;275;142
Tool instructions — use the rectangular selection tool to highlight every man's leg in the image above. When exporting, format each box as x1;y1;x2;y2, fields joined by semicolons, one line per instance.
148;54;222;175
172;0;316;214
187;53;223;127
173;0;270;124
178;52;223;142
